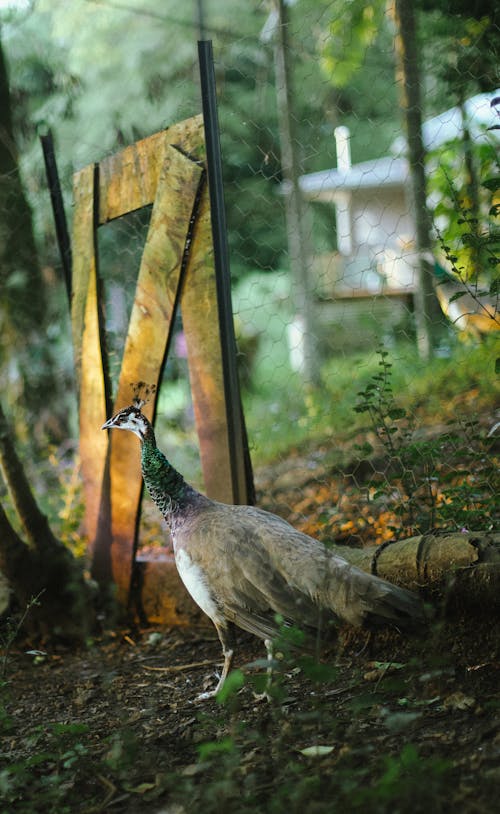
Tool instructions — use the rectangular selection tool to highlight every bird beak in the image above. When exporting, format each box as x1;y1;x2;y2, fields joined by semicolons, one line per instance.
101;418;114;430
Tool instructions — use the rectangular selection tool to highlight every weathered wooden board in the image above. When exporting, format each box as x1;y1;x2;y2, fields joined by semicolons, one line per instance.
98;115;205;223
181;184;233;503
72;115;246;614
105;144;204;604
71;164;110;548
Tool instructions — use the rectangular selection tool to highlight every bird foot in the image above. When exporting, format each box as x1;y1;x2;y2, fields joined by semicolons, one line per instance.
195;670;226;701
252;690;271;703
196;689;219;701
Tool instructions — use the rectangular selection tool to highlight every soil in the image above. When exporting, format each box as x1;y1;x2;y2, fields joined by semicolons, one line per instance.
3;619;499;814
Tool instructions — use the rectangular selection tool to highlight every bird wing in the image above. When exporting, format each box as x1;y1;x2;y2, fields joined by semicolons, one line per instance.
225;505;425;632
179;502;342;641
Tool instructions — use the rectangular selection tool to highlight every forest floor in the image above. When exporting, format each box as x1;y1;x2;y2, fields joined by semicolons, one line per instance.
2;616;499;814
2;415;499;814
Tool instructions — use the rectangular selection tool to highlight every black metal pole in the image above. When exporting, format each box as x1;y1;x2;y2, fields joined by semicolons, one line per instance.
197;40;254;505
40;131;72;305
195;0;206;39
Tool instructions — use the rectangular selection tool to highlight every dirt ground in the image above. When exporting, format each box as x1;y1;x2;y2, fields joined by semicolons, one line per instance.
2;617;499;814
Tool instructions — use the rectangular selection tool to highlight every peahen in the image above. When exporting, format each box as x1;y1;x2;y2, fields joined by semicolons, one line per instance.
102;399;426;699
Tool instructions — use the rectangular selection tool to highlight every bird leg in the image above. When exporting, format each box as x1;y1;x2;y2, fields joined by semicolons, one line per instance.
253;638;274;702
196;622;234;701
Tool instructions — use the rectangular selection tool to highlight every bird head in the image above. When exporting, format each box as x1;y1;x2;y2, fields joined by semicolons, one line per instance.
102;404;152;441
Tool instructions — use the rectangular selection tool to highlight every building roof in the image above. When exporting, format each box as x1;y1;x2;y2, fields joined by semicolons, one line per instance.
300;90;499;201
299;156;408;200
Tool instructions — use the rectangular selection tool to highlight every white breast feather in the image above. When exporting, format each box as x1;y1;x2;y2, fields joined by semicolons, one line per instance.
175;548;219;621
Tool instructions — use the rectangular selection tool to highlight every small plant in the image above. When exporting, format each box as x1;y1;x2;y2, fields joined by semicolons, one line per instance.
0;721;90;811
355;743;451;813
354;347;498;536
354;348;422;535
1;590;45;678
430;107;500;352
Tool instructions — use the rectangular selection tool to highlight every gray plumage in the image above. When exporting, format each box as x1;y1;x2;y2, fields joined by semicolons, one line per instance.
102;404;426;698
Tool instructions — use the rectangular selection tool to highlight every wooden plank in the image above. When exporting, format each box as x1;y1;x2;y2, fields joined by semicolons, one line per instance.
132;554;206;626
102;143;204;605
71;165;96;379
181;184;233;503
71;165;110;550
99;115;205;223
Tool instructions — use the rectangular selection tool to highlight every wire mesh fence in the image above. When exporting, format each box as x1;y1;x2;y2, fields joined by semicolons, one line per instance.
0;0;498;557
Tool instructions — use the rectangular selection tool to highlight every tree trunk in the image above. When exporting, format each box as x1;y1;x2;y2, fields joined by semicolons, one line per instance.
330;530;500;611
0;402;56;550
0;32;63;434
0;400;94;639
0;35;46;333
272;0;319;385
393;0;444;358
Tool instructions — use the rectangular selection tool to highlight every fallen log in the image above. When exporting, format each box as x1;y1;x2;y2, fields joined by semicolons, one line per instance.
330;531;500;611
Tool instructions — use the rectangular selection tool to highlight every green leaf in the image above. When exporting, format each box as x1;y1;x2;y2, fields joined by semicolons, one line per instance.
482;176;500;192
59;725;89;739
371;661;405;671
381;710;421;732
354;441;374;455
388;408;406;420
298;656;338;683
197;737;235;760
448;291;467;303
216;669;245;704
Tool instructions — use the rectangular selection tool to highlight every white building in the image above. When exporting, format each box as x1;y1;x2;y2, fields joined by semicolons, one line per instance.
296;91;499;350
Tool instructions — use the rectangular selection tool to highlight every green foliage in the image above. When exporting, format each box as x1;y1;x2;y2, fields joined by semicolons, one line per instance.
365;743;451;811
429;137;500;285
353;346;498;535
197;735;235;761
0;721;90;812
418;6;499;108
240;312;499;468
0;621;493;813
318;1;387;89
104;727;140;775
162;659;454;814
216;669;245;705
354;348;412;457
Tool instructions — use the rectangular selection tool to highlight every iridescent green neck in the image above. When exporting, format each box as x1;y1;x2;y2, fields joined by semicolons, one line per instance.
140;435;191;516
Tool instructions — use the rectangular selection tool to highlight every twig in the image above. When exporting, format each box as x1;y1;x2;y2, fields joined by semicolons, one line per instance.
142;658;217;672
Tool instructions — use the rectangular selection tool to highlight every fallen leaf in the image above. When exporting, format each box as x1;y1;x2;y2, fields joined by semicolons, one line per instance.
443;692;475;711
299;745;335;757
182;763;208;777
126;781;157;794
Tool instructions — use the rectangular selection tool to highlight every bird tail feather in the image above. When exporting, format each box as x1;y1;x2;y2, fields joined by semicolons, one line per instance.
324;562;427;632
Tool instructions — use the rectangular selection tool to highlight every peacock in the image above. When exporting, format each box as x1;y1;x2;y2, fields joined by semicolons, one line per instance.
102;397;426;699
